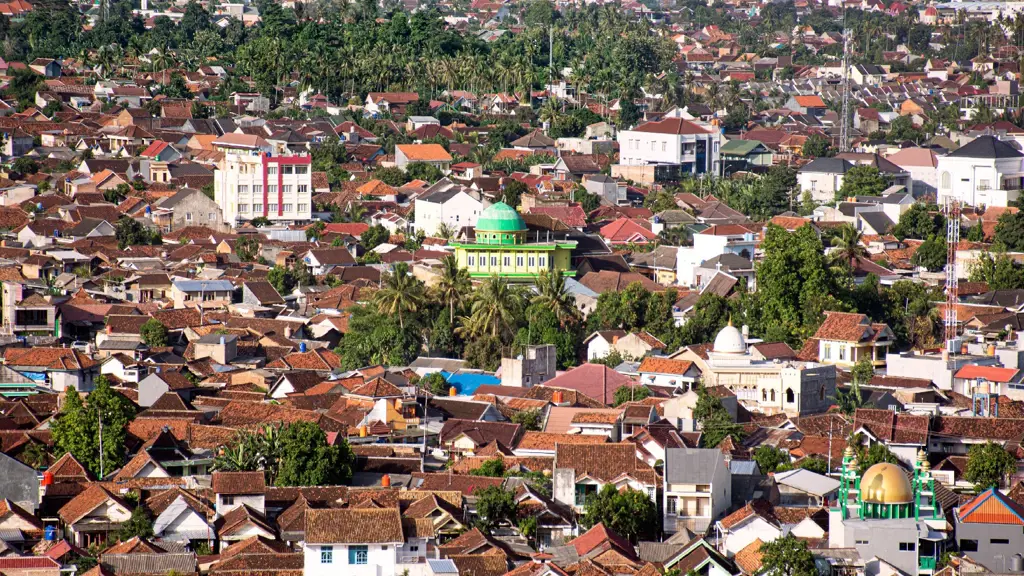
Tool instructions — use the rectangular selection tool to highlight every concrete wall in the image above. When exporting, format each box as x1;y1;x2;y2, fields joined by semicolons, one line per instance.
955;520;1024;572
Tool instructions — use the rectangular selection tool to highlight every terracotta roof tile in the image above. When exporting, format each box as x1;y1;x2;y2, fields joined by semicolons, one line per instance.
304;508;403;544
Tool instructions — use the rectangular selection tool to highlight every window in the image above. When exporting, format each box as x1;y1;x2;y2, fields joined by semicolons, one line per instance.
575;484;597;506
209;213;216;221
979;179;991;190
298;204;308;213
667;496;677;515
824;343;831;359
503;256;511;267
468;256;475;266
490;256;497;266
295;166;308;174
283;204;293;213
810;180;817;191
539;256;547;267
185;212;193;221
662;142;667;152
238;205;249;213
529;256;536;267
991;539;1010;545
941;172;951;189
349;545;368;565
298;184;308;193
283;165;293;175
899;543;916;552
960;540;978;552
283;185;293;194
253;203;263;213
268;166;278;175
238;185;249;194
268;185;278;194
770;389;776;402
253;184;262;194
855;540;869;545
269;204;278;212
839;347;846;361
762;389;767;401
408;545;419;552
320;546;333;564
222;496;234;506
516;255;524;267
786;388;795;403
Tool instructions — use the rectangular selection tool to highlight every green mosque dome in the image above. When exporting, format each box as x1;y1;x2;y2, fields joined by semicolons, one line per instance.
476;202;527;233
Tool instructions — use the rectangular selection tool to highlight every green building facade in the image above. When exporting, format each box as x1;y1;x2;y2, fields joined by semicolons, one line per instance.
451;202;576;280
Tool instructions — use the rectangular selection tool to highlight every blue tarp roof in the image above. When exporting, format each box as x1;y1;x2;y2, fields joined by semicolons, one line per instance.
439;371;500;396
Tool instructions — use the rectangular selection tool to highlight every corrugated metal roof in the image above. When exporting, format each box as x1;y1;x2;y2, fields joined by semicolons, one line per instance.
427;559;459;573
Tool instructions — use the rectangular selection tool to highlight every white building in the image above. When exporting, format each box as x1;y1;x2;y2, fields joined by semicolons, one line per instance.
213;152;313;225
303;508;408;576
664;448;732;534
617;117;722;176
676;224;758;288
936;135;1024;208
798;157;854;204
413;179;490;236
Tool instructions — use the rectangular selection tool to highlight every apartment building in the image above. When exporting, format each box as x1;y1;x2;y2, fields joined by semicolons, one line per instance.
616;117;722;177
214;152;313;225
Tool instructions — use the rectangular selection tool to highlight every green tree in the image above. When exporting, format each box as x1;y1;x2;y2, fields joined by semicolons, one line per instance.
420;372;449;396
964;441;1016;490
432;255;471;324
969;251;1024;289
234;235;260;262
644;191;678;213
405;162;444;183
470;458;506;477
754;445;789;474
474;485;518;533
499;179;529;209
118;506;154;541
613;385;651;406
511;409;542;431
532;269;580;328
838;165;890;199
305;220;326;241
114;216;162;249
337;305;422;369
760;535;817;576
268;266;295;295
361;224;390;250
694;386;745;448
892;204;945;240
580;484;658;543
802;133;834;158
887;115;923;144
140;318;168;347
459;276;524;342
250;216;272;227
912;234;947;272
798;457;829;475
374;167;408;187
373;262;426;330
995;211;1024;251
52;379;137;478
858;442;898;474
276;421;355;486
851;357;874;386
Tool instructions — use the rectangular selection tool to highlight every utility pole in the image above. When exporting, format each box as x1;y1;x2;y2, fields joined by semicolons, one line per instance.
98;412;104;479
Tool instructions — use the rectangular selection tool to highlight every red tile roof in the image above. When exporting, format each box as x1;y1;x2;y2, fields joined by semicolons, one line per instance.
955;365;1021;383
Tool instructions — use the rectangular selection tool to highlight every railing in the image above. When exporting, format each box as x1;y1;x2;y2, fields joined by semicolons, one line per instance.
397;555;425;564
920;556;937;571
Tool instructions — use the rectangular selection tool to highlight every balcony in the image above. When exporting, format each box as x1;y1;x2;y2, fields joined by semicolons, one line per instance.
920;556;936;573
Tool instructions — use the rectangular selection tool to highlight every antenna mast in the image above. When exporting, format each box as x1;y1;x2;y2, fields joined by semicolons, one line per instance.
839;10;852;152
944;196;961;347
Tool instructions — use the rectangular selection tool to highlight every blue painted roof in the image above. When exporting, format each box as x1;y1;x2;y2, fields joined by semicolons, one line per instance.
439;371;500;395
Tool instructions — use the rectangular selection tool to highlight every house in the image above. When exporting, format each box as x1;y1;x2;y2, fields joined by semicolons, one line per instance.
136;370;197;407
886;147;939;197
784;95;827;116
772;468;840;507
395;144;452;172
303;508;405;576
676;225;758;288
637;357;701;393
151;188;225;232
364;92;419;115
798;157;854;204
542;363;637;405
584;330;665;361
954;488;1024;571
599;218;658;246
631;246;682;285
58;485;132;547
552;443;659;512
413;181;489;236
720;139;773;175
170;279;234;309
212;471;266;516
146;487;215;547
2;347;98;392
853;409;930;466
302;248;356;275
438;419;522;456
936;135;1024;208
812;311;895;368
663;448;732;534
617;117;722;178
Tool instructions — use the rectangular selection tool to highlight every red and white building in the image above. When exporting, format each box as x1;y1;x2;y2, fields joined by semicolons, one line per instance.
213;150;313;225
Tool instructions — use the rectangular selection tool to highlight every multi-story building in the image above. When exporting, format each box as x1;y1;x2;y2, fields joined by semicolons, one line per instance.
214;152;313;225
616;117;722;177
663;448;731;534
675;224;758;288
936;135;1024;208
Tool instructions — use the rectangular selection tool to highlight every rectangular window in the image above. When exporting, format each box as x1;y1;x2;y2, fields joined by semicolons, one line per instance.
503;256;511;267
298;204;308;213
268;185;278;194
960;540;978;552
662;142;666;152
855;539;869;545
468;256;475;266
667;496;677;515
283;204;293;213
320;546;333;564
185;212;193;221
824;343;831;359
839;347;846;361
209;213;216;221
899;543;916;552
253;203;263;213
283;185;293;194
529;256;536;267
991;539;1010;545
490;256;497;266
269;204;278;212
516;255;524;267
349;545;368;565
298;184;309;193
253;184;262;194
238;184;249;194
539;256;547;267
283;165;294;175
222;496;234;506
295;166;308;174
268;166;278;175
238;205;249;213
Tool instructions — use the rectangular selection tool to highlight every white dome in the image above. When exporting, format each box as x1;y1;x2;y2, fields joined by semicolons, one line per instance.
713;323;747;354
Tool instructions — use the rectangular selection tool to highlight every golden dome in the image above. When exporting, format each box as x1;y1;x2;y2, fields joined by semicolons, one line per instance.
861;463;913;504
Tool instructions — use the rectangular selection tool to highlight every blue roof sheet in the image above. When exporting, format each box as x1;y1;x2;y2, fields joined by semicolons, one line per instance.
439;371;500;396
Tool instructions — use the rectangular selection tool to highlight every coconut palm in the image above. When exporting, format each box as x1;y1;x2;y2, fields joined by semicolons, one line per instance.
435;222;457;241
831;224;868;267
434;255;472;324
373;262;426;330
531;269;579;327
458;275;523;341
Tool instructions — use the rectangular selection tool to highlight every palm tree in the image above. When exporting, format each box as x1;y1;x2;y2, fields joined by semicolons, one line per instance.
373;262;426;330
458;275;523;341
433;255;472;324
831;224;867;267
531;269;579;327
435;222;456;241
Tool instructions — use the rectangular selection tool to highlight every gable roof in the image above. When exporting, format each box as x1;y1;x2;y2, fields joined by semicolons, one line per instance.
957;487;1024;525
948;135;1023;159
305;508;404;544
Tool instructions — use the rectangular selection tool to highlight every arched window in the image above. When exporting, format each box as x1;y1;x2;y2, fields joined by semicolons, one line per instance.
941;171;951;189
770;389;776;402
786;388;795;404
820;386;826;401
762;389;767;402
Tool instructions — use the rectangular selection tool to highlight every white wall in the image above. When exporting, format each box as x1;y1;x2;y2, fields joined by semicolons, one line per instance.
303;543;398;576
798;171;844;204
937;155;1023;208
